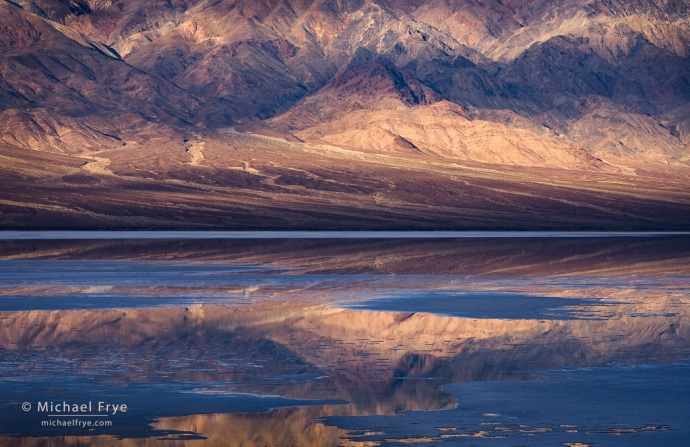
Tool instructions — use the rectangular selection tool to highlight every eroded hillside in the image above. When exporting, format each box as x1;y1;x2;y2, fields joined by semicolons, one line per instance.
1;0;689;229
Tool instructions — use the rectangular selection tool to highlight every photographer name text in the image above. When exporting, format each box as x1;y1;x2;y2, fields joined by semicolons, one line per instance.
33;401;127;415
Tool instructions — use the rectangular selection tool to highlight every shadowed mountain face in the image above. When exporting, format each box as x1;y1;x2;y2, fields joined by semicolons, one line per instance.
0;2;203;153
1;0;689;229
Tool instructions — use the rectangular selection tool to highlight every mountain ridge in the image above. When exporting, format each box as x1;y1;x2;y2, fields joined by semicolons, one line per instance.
39;0;690;167
1;0;689;229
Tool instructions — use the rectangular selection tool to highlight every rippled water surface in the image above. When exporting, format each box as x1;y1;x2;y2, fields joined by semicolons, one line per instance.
0;235;689;446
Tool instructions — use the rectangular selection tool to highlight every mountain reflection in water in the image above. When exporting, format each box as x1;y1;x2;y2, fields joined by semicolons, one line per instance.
0;236;689;446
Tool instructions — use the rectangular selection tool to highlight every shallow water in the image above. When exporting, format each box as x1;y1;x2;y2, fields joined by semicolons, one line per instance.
0;235;689;446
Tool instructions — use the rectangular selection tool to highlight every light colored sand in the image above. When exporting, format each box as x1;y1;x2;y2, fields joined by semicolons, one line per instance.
186;141;205;166
81;156;116;176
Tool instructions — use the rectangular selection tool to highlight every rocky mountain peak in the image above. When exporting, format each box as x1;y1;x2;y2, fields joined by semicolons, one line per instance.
325;57;440;106
1;0;689;167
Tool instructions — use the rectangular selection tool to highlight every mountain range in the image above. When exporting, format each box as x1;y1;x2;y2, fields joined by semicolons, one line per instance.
1;0;689;229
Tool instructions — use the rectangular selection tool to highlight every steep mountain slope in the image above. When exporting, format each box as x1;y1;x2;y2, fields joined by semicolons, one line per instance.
0;1;202;153
269;58;442;125
47;0;689;166
1;0;689;229
259;58;609;170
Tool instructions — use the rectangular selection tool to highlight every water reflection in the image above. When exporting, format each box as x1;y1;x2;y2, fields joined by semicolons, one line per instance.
1;301;689;443
0;236;689;446
2;236;689;275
